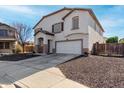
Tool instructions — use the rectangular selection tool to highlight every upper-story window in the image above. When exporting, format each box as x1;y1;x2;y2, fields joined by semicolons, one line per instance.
0;29;8;37
52;22;63;33
72;16;79;30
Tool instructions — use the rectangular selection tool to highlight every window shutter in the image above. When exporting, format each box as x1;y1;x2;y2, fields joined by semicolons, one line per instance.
52;25;54;33
61;22;64;31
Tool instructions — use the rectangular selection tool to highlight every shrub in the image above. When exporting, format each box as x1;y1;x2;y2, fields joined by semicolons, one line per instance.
15;48;21;54
106;36;118;43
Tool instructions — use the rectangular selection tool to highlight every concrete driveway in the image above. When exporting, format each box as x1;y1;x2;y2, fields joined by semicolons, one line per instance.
0;54;87;88
13;54;80;70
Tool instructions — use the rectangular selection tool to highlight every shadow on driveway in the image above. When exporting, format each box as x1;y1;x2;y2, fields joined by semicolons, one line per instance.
0;54;40;61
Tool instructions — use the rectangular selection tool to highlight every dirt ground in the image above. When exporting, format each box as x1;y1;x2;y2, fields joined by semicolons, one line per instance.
57;55;124;88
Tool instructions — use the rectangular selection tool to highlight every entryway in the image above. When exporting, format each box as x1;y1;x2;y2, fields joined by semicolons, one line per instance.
48;40;53;54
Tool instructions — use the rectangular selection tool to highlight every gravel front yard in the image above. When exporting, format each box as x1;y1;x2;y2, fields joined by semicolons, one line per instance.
57;56;124;88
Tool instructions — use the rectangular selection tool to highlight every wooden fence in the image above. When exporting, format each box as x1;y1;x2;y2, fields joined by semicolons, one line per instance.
93;42;124;56
24;45;34;53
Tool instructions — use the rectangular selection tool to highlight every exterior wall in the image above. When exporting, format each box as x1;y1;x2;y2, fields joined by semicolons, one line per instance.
34;32;44;45
34;32;54;46
63;10;89;36
87;12;105;52
88;26;105;52
53;10;90;50
35;10;71;33
34;32;54;53
34;9;104;54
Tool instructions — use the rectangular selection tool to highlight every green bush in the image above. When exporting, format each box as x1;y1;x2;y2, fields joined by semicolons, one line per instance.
15;48;21;54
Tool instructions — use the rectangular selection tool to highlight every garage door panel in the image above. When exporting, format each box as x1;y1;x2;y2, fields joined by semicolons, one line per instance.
56;40;82;54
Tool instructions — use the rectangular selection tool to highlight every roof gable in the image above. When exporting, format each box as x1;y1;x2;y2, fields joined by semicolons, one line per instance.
62;8;104;32
33;7;72;29
0;22;16;30
33;7;104;32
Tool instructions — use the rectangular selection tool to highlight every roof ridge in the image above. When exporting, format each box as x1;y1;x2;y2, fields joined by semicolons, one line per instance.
33;7;104;32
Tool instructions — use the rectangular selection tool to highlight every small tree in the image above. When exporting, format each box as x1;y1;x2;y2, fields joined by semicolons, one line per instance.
13;23;32;53
106;36;118;43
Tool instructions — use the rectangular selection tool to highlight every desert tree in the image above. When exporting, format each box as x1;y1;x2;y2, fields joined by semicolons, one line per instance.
13;22;32;53
106;36;118;43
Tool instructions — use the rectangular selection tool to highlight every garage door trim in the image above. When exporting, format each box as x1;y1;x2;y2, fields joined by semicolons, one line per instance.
55;39;83;54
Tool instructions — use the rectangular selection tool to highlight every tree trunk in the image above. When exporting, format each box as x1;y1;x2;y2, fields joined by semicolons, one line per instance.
22;44;25;53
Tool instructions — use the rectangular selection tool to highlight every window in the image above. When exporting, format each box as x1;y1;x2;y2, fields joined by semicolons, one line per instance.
38;38;43;45
0;42;10;49
5;42;10;49
0;29;8;36
72;16;79;30
0;42;4;49
52;22;63;33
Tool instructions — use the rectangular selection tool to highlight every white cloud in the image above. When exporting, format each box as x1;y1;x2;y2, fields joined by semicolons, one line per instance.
101;18;124;28
0;6;37;15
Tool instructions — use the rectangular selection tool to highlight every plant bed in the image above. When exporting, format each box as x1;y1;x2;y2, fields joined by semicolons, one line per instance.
0;53;40;61
57;55;124;88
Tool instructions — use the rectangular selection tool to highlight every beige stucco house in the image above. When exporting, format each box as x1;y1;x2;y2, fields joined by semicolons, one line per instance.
33;7;105;55
0;22;17;54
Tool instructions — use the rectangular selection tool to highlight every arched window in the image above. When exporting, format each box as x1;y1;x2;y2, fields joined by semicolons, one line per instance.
72;16;79;30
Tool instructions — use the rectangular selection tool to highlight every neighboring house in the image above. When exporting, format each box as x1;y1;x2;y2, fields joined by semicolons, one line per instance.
33;7;105;55
0;22;17;54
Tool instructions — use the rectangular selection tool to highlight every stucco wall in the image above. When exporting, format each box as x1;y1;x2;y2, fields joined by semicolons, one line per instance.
34;32;54;45
35;10;71;32
34;9;105;53
53;10;90;49
88;26;105;52
34;32;42;45
64;10;89;36
87;12;105;52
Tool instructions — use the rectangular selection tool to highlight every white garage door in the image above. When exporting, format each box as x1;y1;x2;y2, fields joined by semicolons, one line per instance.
56;40;82;54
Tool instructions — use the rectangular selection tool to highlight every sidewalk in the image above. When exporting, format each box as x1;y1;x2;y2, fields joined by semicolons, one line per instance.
0;67;88;88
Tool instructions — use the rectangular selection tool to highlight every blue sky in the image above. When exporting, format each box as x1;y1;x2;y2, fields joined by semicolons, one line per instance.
0;5;124;39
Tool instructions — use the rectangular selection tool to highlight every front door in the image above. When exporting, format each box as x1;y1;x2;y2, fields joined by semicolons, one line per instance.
38;38;43;53
48;40;53;54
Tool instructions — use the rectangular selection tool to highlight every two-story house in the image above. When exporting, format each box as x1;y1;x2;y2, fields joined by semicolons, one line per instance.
0;22;17;54
33;7;105;55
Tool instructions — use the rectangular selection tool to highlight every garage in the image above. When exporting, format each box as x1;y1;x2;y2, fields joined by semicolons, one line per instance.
56;40;83;54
